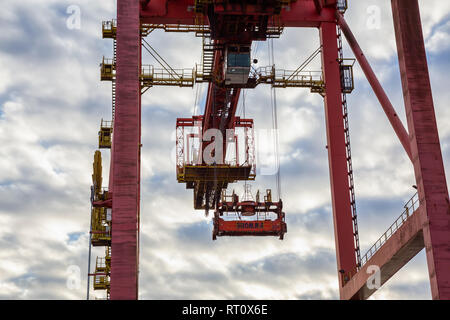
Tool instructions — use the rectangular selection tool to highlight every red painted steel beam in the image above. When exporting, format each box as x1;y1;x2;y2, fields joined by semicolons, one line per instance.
140;0;150;9
226;88;241;130
137;34;142;298
342;205;426;300
392;0;450;300
202;46;225;134
336;12;413;161
140;0;336;27
110;0;141;300
313;0;323;13
320;22;357;295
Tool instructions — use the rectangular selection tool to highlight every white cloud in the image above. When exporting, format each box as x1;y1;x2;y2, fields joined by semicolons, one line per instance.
426;20;450;53
0;0;448;300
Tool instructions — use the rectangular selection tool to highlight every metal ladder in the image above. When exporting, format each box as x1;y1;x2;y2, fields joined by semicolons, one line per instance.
112;39;117;121
201;37;215;80
337;25;361;269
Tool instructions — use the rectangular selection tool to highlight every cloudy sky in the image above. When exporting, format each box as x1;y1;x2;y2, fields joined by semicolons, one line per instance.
0;0;449;300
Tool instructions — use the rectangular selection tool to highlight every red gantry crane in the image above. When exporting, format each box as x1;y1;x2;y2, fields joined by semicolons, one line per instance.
87;0;450;300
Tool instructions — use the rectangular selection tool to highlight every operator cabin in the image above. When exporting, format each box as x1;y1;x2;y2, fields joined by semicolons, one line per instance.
224;44;251;85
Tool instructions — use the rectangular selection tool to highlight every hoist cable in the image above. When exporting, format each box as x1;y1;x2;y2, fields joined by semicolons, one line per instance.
268;38;282;200
242;89;248;193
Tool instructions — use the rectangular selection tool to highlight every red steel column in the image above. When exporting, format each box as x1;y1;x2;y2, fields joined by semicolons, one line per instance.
320;22;357;295
392;0;450;300
136;39;142;299
110;0;141;300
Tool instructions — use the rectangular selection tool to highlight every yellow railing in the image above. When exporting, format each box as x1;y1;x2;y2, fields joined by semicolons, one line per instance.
100;57;115;81
141;65;197;87
99;119;113;149
90;207;111;245
102;20;117;39
141;23;210;36
253;66;324;89
102;58;324;90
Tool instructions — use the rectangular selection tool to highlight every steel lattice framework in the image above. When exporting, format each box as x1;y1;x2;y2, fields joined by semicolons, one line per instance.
87;0;450;300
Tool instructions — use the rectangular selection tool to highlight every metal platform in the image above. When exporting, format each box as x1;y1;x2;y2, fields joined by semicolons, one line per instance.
177;164;255;183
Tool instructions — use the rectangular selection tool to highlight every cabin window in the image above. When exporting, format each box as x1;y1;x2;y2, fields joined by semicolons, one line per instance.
227;53;250;68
